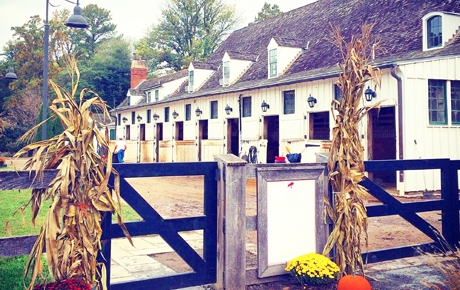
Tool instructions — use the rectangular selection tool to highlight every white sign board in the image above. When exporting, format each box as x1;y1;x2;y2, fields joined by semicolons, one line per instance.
266;179;316;265
256;164;327;278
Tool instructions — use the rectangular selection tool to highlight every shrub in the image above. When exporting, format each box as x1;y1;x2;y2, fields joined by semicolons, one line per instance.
285;253;340;287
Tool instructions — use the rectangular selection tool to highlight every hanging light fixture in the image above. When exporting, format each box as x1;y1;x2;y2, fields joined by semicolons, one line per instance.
195;107;202;117
225;104;232;115
4;67;17;79
172;110;179;119
153;113;159;121
65;0;89;28
136;114;142;122
122;117;128;123
307;95;317;108
261;100;270;113
365;86;376;102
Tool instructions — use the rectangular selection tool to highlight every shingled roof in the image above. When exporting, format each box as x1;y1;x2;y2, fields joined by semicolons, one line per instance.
192;61;220;70
114;0;460;111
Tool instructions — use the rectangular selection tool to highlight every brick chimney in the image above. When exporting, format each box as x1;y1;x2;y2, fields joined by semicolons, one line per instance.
131;53;147;89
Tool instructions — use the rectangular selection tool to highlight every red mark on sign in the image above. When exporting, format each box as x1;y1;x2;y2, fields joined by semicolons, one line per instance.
288;182;294;189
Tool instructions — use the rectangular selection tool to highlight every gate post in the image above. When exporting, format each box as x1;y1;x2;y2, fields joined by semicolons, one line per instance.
214;154;247;290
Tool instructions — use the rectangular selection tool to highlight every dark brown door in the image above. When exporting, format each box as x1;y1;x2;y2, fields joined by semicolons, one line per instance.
227;118;239;156
155;123;163;162
368;107;396;187
198;120;208;161
264;116;279;163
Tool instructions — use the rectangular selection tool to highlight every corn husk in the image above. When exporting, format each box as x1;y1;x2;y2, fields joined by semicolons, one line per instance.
11;55;132;289
322;23;383;277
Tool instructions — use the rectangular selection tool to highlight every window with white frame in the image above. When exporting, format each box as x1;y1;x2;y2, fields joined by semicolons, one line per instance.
211;101;218;119
428;80;460;125
242;97;251;117
451;81;460;125
223;61;230;83
269;49;277;78
427;16;442;49
185;104;191;121
155;90;159;101
189;70;194;87
283;90;295;114
147;92;151;102
165;107;170;122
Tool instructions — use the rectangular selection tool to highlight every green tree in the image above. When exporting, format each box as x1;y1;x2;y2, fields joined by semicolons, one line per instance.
72;4;117;57
136;0;239;72
252;2;282;24
80;37;131;108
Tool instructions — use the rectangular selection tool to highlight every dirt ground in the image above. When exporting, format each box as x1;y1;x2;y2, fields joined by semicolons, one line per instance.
125;176;441;252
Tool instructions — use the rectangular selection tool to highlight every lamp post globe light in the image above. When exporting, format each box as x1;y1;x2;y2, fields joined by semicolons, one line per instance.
0;54;17;80
41;0;89;141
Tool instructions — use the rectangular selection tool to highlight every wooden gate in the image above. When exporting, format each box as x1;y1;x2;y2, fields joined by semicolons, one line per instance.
101;162;218;290
359;159;460;263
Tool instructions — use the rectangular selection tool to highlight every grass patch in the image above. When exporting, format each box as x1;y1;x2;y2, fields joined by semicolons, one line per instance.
1;189;142;238
0;255;52;290
0;189;49;238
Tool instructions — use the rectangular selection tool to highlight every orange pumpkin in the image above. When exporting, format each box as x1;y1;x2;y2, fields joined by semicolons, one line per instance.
337;275;371;290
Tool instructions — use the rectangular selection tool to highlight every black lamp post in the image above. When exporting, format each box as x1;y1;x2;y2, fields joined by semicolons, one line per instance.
261;100;270;113
365;86;376;102
172;110;179;119
122;117;128;123
195;107;202;117
136;114;142;122
42;0;88;141
225;104;232;115
307;95;317;108
153;113;159;121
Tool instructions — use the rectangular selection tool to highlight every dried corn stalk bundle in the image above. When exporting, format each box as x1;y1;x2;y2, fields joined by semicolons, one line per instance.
322;23;383;276
10;55;132;290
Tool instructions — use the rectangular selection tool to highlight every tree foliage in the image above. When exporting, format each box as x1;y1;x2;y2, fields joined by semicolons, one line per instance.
251;2;282;24
62;37;132;109
136;0;239;72
0;4;121;153
72;4;117;58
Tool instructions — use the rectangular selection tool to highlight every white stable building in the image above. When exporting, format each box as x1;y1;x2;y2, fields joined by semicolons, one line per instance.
111;0;460;194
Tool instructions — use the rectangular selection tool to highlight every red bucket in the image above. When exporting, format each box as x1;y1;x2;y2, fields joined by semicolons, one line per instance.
275;156;286;163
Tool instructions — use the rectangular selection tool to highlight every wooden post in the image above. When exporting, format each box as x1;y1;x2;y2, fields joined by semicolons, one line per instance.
214;154;247;290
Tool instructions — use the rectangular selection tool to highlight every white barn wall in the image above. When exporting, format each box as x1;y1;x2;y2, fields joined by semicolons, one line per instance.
400;56;460;192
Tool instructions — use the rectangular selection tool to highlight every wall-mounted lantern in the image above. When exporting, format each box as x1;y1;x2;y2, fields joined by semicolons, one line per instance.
136;114;142;122
153;113;159;121
225;104;232;115
172;110;179;119
365;86;376;102
307;95;317;108
195;107;202;117
261;100;270;113
122;117;128;123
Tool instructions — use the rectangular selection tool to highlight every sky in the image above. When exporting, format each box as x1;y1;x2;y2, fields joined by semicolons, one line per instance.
0;0;318;55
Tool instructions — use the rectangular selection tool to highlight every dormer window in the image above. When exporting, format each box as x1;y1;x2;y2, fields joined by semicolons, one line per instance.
127;96;130;106
427;16;442;49
223;61;230;85
147;92;151;102
155;90;159;101
269;49;277;78
189;70;194;87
